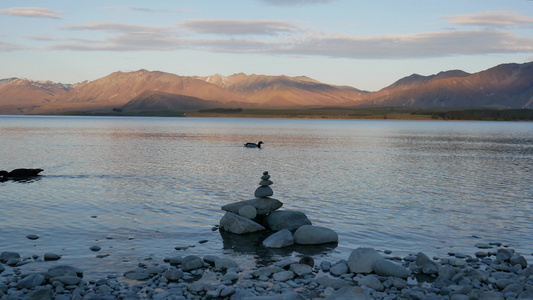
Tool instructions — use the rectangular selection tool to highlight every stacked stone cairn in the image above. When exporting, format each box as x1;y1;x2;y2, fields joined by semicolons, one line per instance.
219;171;338;248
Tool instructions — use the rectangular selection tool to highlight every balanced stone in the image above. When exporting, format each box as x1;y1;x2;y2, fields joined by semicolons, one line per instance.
254;186;273;198
222;198;282;215
254;171;274;198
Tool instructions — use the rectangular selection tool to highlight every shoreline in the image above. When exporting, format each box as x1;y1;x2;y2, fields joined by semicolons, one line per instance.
1;242;532;299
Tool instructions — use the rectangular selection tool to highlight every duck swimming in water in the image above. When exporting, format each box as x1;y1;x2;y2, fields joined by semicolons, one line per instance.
0;168;43;179
244;141;264;148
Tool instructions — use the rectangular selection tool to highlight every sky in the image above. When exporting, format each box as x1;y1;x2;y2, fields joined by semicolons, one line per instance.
1;0;533;91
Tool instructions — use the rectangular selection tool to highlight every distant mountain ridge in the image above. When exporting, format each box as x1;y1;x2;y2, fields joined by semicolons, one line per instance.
1;61;532;114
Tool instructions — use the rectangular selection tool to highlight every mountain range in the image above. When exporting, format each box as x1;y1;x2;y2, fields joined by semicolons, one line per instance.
1;61;532;114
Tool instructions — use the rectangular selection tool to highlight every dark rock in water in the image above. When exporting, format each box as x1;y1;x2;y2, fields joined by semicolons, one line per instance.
0;251;20;263
44;253;61;261
262;229;294;248
90;245;101;252
219;212;265;234
266;210;312;231
221;198;282;215
26;234;39;240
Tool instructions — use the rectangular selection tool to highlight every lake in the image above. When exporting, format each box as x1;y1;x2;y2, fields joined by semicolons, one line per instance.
1;115;532;279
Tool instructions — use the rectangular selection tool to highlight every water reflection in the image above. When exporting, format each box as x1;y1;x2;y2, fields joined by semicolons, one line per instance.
0;176;42;183
219;230;337;267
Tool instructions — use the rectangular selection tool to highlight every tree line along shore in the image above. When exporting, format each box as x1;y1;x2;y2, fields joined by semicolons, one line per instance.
54;108;533;121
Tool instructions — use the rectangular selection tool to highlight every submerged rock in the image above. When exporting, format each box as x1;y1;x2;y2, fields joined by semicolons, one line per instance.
263;229;294;248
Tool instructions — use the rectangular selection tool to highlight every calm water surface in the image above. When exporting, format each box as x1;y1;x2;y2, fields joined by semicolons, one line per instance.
1;115;532;278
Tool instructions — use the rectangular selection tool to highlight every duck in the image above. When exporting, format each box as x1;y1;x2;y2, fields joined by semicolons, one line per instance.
0;168;44;179
244;141;264;148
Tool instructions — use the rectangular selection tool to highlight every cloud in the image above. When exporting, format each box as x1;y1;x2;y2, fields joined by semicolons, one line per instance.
49;21;533;59
278;30;533;59
102;7;188;14
0;40;25;51
0;7;62;19
180;19;302;35
444;11;533;27
260;0;337;6
52;22;181;51
60;22;177;35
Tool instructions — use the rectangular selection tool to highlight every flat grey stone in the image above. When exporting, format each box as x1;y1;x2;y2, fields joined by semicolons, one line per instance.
222;198;283;215
181;255;204;271
266;210;312;231
289;263;313;276
330;262;349;276
219;212;265;234
46;265;83;278
17;273;45;289
293;225;338;245
238;205;257;219
373;258;410;278
273;270;294;282
123;271;150;281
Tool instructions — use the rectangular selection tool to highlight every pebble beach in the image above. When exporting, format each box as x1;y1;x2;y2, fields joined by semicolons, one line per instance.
1;240;532;300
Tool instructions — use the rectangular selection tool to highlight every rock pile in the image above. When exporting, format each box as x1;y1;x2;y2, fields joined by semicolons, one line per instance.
219;171;338;247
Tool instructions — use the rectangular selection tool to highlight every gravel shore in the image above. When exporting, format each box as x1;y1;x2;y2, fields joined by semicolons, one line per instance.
1;242;532;299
